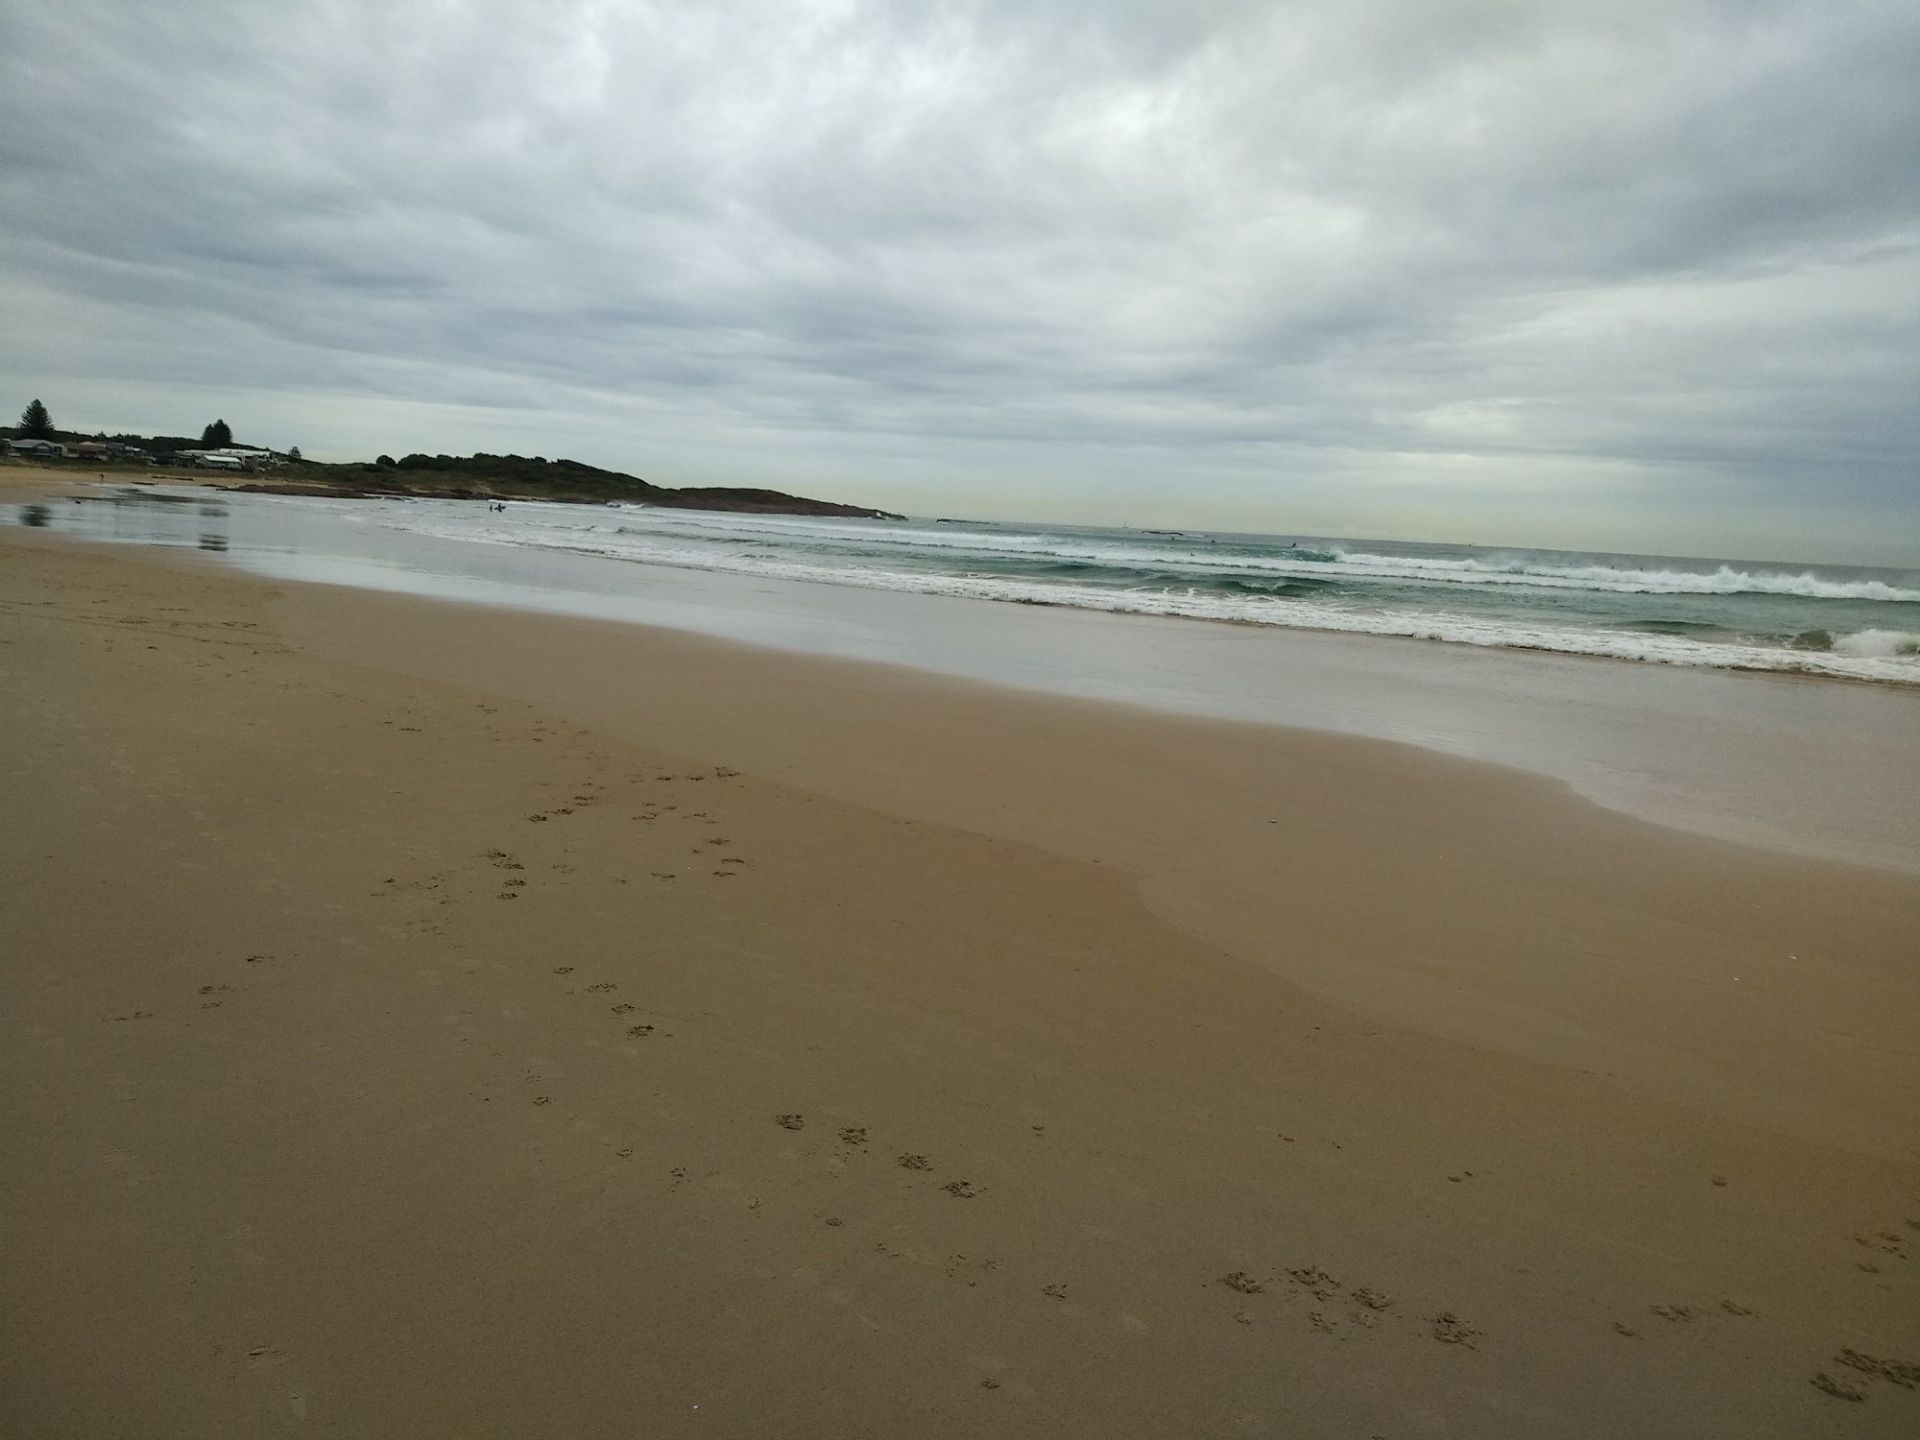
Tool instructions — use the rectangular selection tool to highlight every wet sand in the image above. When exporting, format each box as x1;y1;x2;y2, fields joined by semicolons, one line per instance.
2;508;1916;1437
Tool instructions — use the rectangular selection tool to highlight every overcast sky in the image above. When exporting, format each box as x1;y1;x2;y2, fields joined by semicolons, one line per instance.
3;1;1916;562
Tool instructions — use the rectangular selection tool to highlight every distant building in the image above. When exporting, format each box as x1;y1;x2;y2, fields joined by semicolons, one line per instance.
2;437;68;458
177;448;264;472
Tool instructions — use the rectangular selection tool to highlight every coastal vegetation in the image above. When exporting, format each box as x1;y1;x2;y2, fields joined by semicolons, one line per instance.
17;398;54;439
3;400;899;518
263;452;901;517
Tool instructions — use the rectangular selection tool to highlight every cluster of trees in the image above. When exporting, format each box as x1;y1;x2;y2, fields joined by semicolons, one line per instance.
8;400;300;460
17;398;55;438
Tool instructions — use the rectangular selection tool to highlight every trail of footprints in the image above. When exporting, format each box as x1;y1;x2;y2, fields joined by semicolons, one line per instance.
100;699;1920;1411
1213;1263;1480;1349
510;762;756;886
367;759;759;920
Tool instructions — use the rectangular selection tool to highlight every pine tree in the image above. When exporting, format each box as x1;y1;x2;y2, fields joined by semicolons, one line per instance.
18;399;54;438
201;418;233;447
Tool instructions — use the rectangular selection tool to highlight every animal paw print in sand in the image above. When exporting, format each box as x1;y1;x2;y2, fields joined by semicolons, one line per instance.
1813;1372;1867;1402
775;1113;805;1131
1853;1229;1911;1262
896;1153;931;1171
941;1180;978;1199
1286;1266;1341;1302
1828;1348;1920;1399
1429;1312;1480;1347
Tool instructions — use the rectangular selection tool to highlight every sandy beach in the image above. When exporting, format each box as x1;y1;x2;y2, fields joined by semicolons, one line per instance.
3;488;1916;1436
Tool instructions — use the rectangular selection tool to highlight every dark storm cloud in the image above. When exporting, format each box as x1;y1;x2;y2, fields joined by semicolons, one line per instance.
2;0;1916;556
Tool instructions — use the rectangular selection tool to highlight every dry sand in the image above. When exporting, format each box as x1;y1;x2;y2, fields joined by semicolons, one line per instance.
2;488;1916;1436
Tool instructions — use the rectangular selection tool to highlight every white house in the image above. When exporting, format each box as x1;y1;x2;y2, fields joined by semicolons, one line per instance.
2;437;68;458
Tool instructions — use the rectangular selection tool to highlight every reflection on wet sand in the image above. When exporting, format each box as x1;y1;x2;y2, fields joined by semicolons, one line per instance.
16;483;1920;874
13;489;230;554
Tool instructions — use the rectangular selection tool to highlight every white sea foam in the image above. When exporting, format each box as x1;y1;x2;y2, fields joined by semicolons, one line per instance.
1318;552;1920;601
1832;628;1920;658
365;506;1920;685
612;511;1920;601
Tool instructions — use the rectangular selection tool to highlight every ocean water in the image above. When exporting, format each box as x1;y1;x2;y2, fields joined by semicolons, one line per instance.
19;486;1920;869
374;503;1920;685
18;486;1920;685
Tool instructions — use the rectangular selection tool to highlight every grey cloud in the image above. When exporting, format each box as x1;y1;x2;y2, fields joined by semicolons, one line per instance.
2;0;1916;559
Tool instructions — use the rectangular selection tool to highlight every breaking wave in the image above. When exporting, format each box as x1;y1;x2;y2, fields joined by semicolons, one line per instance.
1313;552;1920;602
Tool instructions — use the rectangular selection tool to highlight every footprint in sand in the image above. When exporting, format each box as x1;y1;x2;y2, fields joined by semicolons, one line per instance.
1834;1347;1920;1391
897;1153;932;1171
1286;1266;1340;1301
1853;1230;1911;1260
1812;1372;1867;1402
1429;1313;1480;1347
775;1113;805;1131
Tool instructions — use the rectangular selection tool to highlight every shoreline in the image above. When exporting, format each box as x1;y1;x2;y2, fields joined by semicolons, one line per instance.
17;468;1920;691
24;477;1918;875
3;500;1918;1436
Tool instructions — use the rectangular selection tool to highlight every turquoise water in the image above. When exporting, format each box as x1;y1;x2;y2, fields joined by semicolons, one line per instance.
388;505;1920;684
19;488;1920;683
20;485;1920;868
